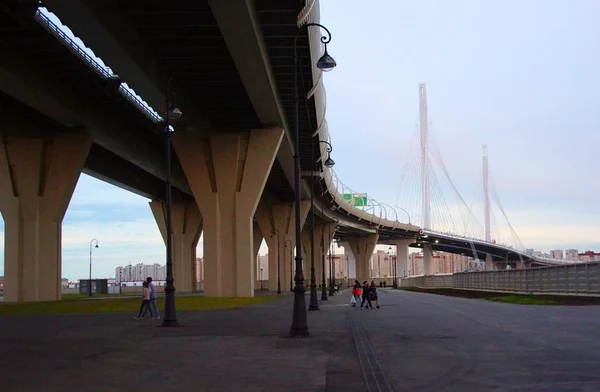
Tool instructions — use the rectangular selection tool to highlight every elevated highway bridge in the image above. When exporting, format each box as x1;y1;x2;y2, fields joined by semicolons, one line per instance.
0;0;565;302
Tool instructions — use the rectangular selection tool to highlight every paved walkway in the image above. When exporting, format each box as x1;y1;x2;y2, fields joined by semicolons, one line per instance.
2;289;600;391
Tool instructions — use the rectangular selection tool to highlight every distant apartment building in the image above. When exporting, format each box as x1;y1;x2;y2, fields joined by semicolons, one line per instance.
565;249;579;260
550;250;564;259
257;255;268;280
115;263;166;283
578;251;600;262
372;250;393;278
409;252;472;275
196;258;204;283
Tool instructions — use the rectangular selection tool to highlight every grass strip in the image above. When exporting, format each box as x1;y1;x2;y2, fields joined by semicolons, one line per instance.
399;287;600;305
0;295;283;315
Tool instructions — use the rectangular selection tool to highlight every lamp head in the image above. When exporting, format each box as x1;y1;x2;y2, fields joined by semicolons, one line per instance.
316;48;336;72
324;156;335;168
167;106;182;121
95;244;99;248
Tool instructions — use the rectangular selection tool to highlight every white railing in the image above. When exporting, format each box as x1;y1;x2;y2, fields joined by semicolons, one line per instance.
34;8;161;124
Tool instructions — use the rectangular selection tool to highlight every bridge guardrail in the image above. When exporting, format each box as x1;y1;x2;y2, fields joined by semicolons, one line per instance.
34;8;161;123
401;262;600;295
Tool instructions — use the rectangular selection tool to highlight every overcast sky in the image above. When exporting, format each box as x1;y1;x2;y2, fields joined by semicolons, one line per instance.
0;1;598;280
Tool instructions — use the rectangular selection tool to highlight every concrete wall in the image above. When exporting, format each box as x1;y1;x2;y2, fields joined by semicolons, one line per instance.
400;262;600;295
400;275;454;289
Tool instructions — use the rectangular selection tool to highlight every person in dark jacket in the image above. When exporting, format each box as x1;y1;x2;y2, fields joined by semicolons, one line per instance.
369;281;381;308
360;281;372;309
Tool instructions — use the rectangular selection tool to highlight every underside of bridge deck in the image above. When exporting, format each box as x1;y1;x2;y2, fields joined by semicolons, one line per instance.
42;0;315;204
0;0;192;197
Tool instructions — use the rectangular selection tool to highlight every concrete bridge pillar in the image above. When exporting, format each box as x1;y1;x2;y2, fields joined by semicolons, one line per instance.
394;239;412;278
423;244;434;275
171;127;283;297
150;201;203;293
255;201;310;291
485;253;494;271
301;221;337;288
347;234;379;282
340;241;356;279
0;132;92;302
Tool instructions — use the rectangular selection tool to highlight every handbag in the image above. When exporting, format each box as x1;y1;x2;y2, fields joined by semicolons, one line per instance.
350;295;357;304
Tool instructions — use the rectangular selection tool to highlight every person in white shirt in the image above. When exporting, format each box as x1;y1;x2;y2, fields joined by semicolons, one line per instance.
146;277;160;319
134;281;154;320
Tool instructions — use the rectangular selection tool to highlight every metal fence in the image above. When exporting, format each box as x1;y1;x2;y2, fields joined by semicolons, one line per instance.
400;262;600;295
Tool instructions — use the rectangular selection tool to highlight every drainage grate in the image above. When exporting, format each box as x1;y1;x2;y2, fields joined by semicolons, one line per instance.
348;312;394;392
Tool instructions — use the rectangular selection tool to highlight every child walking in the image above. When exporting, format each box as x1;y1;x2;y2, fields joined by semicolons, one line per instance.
134;281;154;320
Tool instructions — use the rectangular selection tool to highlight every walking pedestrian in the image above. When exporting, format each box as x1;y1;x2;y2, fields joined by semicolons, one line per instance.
134;281;153;320
146;277;160;319
351;280;361;307
370;281;381;308
360;281;373;309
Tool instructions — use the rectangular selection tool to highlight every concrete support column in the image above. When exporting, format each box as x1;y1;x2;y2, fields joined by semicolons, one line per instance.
423;244;433;275
347;234;379;282
172;127;284;297
0;133;92;302
340;241;356;279
301;221;337;287
150;201;203;293
255;201;310;291
394;239;412;278
485;253;494;271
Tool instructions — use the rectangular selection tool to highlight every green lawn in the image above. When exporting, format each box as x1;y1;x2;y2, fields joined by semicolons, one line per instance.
61;293;132;300
399;287;600;305
0;295;284;315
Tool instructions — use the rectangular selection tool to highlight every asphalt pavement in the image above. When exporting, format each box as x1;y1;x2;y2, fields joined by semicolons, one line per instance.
2;289;600;391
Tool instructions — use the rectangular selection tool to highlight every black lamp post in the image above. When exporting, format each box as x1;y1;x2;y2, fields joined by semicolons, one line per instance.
394;253;398;289
272;229;282;294
285;238;293;292
328;240;336;296
162;77;182;328
315;138;335;302
290;22;336;337
346;255;350;288
319;141;335;169
88;239;98;296
319;186;328;301
260;268;264;291
389;246;398;289
308;138;319;311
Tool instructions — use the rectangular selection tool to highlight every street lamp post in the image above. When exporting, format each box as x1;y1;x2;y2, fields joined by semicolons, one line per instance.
329;242;336;296
285;238;293;292
308;137;319;311
162;77;182;328
88;239;98;296
389;246;399;289
272;229;282;295
394;206;412;225
319;190;328;302
290;22;336;337
346;255;350;288
260;268;264;291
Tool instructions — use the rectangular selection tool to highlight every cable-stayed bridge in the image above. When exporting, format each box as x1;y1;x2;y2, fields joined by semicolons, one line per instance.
32;5;570;270
321;83;575;269
11;3;575;297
